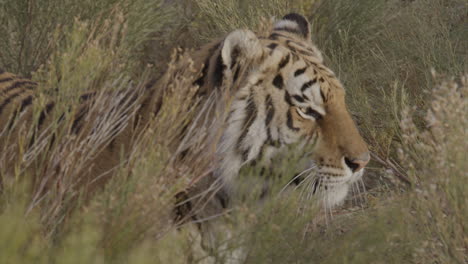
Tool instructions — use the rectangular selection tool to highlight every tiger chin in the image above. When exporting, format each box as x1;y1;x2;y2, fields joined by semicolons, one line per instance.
190;13;371;211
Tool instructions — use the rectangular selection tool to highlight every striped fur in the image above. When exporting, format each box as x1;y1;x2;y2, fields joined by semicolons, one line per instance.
0;70;154;194
0;13;370;210
192;13;370;209
178;14;371;260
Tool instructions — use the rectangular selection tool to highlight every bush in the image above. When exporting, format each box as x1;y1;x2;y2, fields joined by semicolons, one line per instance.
0;0;179;77
310;0;466;168
0;0;466;263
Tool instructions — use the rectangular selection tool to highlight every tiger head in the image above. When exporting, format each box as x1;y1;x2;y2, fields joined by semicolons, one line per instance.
202;14;369;208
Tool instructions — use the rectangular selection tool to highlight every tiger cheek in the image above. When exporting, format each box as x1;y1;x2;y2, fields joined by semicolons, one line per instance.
290;107;315;134
300;119;316;135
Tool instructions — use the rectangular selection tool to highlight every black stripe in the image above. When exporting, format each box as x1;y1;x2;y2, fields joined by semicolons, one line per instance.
272;74;283;89
0;91;23;115
312;179;319;194
269;33;280;40
255;141;268;164
242;148;250;162
4;80;36;94
237;93;258;160
233;66;241;83
19;96;33;112
294;67;307;77
278;54;290;69
213;53;226;88
287;46;298;54
38;102;55;128
79;92;96;102
0;77;13;83
266;126;273;145
265;95;274;126
261;95;275;164
286;110;299;131
320;90;326;102
193;42;221;87
71;107;88;134
305;107;322;120
293;95;305;103
267;43;278;50
301;78;316;92
319;77;324;82
284;92;293;106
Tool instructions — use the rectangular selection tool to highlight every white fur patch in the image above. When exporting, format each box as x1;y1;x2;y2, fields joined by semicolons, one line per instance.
323;184;349;208
274;20;300;31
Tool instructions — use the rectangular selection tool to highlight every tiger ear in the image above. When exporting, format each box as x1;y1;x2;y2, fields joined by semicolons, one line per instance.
221;29;263;70
273;13;311;40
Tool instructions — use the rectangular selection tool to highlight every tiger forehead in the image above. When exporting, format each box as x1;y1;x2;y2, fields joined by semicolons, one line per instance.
257;46;330;101
261;42;317;71
262;38;346;99
262;33;320;60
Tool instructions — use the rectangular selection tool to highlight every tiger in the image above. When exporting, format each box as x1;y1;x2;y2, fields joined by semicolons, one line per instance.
175;13;371;262
0;13;369;218
183;13;370;212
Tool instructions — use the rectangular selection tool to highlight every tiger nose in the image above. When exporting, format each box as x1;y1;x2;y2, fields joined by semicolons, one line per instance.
344;152;370;173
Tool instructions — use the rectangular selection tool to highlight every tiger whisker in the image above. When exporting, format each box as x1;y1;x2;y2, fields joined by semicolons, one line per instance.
351;181;359;207
297;172;312;203
305;174;318;202
358;178;368;208
280;166;316;193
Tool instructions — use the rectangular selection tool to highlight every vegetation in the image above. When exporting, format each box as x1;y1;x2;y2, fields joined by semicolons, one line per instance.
0;0;466;263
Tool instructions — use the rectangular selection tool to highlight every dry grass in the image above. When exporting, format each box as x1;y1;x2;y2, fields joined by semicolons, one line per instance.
0;0;466;263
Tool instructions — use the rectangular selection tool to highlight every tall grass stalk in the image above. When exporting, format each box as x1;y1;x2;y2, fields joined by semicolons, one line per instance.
0;0;466;263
